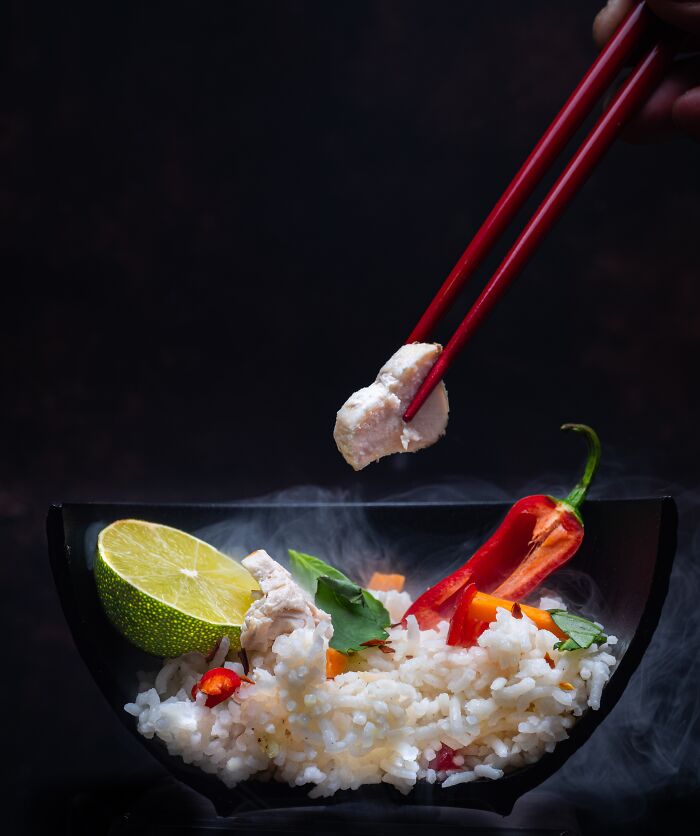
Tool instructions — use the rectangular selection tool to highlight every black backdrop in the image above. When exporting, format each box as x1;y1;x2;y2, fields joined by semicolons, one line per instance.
2;1;699;833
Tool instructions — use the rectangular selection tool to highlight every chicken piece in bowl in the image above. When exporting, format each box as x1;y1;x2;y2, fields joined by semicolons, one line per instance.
240;549;332;669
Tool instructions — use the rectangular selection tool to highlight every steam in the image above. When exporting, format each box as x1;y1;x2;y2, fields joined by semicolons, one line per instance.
548;488;700;822
196;486;401;592
194;479;700;824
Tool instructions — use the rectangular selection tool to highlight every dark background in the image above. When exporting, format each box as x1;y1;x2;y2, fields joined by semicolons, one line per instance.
2;0;698;833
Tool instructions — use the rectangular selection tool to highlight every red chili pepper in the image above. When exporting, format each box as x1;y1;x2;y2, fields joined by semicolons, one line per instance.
402;565;474;630
403;425;600;628
430;743;459;771
445;582;483;647
191;667;253;708
488;424;600;600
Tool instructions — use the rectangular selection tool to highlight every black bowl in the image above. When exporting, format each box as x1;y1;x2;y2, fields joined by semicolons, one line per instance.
47;498;676;818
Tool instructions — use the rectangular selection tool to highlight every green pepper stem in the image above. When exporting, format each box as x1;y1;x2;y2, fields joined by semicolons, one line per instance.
561;424;601;511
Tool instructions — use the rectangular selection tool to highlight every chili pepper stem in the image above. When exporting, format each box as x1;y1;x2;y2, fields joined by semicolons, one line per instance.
560;424;601;513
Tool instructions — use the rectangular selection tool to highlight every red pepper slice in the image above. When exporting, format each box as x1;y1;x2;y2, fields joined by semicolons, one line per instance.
430;743;459;771
402;565;474;630
402;425;600;627
446;582;485;647
191;667;253;708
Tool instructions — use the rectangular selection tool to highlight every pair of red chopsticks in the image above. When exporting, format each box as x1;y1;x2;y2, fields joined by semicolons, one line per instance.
403;1;674;423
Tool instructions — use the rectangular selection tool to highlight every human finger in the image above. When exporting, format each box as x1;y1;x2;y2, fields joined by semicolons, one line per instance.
621;55;700;141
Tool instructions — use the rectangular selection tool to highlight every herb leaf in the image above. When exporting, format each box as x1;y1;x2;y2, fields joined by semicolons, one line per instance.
288;549;348;595
318;575;365;606
288;549;390;654
316;576;390;654
548;609;607;652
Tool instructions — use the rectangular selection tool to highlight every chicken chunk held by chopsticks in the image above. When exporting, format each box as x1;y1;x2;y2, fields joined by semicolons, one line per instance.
333;343;449;471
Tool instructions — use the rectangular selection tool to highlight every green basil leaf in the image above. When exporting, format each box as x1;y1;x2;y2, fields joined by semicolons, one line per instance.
318;575;365;606
288;549;348;595
553;637;584;652
548;609;607;652
361;587;392;624
288;549;391;655
316;575;390;654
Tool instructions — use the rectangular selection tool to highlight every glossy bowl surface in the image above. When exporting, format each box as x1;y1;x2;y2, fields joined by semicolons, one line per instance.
47;498;677;816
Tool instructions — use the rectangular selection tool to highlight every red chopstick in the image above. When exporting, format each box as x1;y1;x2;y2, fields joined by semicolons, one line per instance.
406;1;651;347
403;5;673;423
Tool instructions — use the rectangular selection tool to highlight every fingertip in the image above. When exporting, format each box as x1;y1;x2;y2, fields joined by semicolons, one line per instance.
593;0;637;49
672;87;700;141
621;72;690;143
592;4;613;49
647;1;700;38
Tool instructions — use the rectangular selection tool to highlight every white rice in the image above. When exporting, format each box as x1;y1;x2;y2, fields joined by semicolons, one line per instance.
125;590;617;797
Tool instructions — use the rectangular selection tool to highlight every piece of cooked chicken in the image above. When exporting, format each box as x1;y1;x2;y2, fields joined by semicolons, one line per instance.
333;343;449;471
240;550;332;664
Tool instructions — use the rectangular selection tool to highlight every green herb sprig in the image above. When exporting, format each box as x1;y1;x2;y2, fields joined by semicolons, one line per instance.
548;609;607;652
288;550;390;654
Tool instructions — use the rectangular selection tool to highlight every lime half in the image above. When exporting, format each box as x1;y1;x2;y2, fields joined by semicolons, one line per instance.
95;519;259;657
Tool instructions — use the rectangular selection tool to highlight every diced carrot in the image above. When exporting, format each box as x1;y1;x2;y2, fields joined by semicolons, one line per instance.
368;572;405;592
469;591;567;640
326;647;348;678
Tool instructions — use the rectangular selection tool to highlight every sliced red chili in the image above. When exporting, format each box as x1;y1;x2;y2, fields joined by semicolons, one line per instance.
430;743;459;771
401;566;473;630
401;425;600;628
455;495;548;592
446;582;485;647
492;425;599;600
491;499;584;600
191;667;253;708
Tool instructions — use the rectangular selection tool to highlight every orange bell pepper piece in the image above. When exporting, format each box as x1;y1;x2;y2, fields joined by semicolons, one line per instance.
326;647;348;678
368;572;406;592
468;591;567;640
